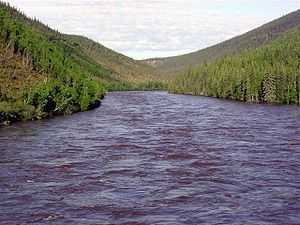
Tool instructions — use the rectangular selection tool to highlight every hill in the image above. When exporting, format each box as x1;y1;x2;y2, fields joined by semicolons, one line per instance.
143;9;300;75
169;26;300;104
0;2;161;125
65;35;159;84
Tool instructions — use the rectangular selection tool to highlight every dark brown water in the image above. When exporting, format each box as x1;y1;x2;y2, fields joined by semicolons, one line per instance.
1;91;300;225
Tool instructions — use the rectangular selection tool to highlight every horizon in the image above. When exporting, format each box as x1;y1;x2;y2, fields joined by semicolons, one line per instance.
5;0;300;59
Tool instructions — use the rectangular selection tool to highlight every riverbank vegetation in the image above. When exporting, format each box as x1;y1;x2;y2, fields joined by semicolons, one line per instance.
0;2;163;125
169;26;300;104
1;2;299;125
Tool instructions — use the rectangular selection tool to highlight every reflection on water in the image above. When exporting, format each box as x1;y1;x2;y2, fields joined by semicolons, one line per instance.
1;92;300;224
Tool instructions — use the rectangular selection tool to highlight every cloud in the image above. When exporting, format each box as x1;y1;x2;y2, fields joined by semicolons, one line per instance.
6;0;300;59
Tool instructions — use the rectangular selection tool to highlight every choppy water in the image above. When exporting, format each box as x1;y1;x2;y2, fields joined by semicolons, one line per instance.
1;91;300;225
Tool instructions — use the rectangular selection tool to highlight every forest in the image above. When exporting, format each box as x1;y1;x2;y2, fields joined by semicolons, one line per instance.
169;27;300;105
1;1;300;125
0;2;106;122
143;10;300;76
0;2;163;124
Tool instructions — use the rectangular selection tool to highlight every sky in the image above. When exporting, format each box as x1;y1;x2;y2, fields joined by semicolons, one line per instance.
5;0;300;59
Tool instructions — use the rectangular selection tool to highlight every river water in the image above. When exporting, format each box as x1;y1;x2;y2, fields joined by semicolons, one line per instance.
1;91;300;225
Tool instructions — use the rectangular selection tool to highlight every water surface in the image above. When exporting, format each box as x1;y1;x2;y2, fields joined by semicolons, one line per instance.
1;92;300;224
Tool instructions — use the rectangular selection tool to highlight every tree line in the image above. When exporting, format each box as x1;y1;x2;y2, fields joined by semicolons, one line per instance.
0;3;106;121
169;27;300;105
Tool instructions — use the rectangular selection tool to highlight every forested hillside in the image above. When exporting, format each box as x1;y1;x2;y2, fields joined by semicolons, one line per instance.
66;35;159;83
144;9;300;75
1;2;299;125
0;2;161;124
169;27;300;104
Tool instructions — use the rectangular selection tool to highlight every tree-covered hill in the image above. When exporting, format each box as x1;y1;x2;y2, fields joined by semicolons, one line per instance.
0;2;161;124
65;35;159;84
169;26;300;104
143;9;300;75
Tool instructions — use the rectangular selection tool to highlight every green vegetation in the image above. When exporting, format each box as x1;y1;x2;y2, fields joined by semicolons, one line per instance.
1;2;299;125
169;27;300;104
144;10;300;75
0;2;163;125
66;35;160;84
0;2;105;123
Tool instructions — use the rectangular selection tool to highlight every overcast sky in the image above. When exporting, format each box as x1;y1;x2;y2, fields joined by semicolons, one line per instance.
6;0;300;59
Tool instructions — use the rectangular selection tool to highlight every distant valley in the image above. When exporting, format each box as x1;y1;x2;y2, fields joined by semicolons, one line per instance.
1;1;300;125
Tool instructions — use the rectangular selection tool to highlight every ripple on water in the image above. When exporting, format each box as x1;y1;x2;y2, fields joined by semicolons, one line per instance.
0;91;300;224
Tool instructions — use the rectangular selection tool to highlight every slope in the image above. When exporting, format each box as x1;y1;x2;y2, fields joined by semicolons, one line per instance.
0;2;161;124
143;9;300;75
66;35;159;83
169;26;300;104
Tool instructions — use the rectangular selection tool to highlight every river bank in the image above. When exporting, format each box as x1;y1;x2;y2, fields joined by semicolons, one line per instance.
0;98;102;127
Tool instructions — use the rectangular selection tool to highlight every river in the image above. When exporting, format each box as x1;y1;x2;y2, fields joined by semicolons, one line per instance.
1;91;300;224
